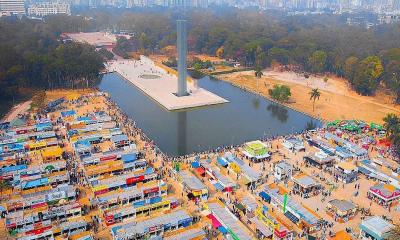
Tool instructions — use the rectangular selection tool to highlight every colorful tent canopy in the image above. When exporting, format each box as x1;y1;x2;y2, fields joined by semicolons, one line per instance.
121;153;137;163
42;146;63;159
208;214;222;228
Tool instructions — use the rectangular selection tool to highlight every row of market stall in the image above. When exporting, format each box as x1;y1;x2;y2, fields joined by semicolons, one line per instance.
0;98;95;240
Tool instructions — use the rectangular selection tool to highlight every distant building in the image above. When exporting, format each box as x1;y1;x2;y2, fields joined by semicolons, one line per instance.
28;2;70;17
0;0;25;16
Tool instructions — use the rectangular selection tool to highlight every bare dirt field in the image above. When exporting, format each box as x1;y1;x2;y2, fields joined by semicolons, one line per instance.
1;100;32;122
218;70;400;124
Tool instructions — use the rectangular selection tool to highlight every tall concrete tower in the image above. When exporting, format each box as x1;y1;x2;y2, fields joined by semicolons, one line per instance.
177;19;188;97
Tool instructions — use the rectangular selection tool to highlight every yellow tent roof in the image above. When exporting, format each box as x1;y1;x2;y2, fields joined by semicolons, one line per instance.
41;146;63;158
66;93;80;101
337;161;357;171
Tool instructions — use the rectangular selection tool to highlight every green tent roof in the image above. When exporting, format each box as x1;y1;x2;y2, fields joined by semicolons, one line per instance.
10;118;26;127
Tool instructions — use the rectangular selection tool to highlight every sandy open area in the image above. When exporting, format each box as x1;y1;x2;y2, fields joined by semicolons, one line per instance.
218;70;400;124
1;100;32;122
65;32;116;46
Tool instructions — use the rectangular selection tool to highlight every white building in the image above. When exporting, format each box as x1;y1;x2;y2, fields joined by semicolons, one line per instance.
274;160;293;182
28;2;70;17
0;0;25;16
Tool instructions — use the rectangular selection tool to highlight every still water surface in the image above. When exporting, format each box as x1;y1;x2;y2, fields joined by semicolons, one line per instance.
99;73;321;156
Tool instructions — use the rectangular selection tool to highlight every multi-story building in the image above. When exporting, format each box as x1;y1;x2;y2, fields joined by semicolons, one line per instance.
0;0;25;16
27;2;70;17
154;0;208;7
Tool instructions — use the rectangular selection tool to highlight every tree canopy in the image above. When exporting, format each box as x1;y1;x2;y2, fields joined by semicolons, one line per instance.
78;8;400;100
0;16;105;117
268;85;291;102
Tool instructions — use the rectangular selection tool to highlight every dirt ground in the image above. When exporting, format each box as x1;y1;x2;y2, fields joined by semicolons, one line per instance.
218;70;400;124
1;100;32;122
45;89;95;102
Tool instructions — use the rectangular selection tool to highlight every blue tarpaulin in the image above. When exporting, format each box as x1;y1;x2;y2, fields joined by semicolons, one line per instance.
35;122;52;131
22;177;48;189
149;196;162;204
285;211;300;224
259;191;271;203
47;98;64;108
218;226;228;234
213;182;224;191
111;134;129;143
0;122;10;130
122;153;137;163
191;161;200;168
133;200;145;207
61;110;76;118
217;157;228;167
145;167;154;174
0;164;27;174
358;166;372;175
77;116;93;122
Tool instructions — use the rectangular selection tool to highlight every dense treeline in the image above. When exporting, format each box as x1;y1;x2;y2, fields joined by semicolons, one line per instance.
74;9;400;102
1;9;400;118
383;114;400;156
0;17;104;116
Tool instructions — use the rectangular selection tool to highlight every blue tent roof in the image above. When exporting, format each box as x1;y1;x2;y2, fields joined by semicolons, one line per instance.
0;122;10;130
217;157;228;167
111;134;129;143
10;118;26;127
213;182;224;191
191;161;200;168
0;164;27;174
145;167;154;174
149;196;162;204
358;166;372;175
122;153;137;163
22;177;48;189
61;110;76;117
35;122;52;130
77;116;93;122
133;200;145;207
47;98;64;108
259;191;271;202
74;139;91;147
218;226;228;234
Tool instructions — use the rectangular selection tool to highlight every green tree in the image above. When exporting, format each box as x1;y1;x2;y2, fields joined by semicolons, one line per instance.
268;85;291;102
343;56;359;83
384;61;400;103
268;47;290;65
383;113;400;155
309;88;321;111
255;67;263;79
0;180;10;197
352;56;383;95
308;50;327;73
381;49;400;103
255;66;264;93
98;48;114;60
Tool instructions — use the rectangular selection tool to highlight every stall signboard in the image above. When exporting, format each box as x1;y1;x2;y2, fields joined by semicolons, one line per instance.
193;190;202;197
126;175;144;185
143;187;159;195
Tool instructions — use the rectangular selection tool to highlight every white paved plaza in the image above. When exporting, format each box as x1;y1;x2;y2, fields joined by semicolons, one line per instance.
107;56;228;110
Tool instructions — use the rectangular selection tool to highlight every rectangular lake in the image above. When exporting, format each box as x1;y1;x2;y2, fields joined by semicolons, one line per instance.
99;73;321;156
